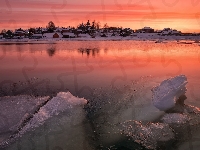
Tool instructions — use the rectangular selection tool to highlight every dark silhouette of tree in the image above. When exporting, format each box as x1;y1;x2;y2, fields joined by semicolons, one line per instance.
103;23;109;33
1;29;6;34
86;20;90;26
91;21;95;29
16;28;23;31
77;48;100;57
77;22;87;33
47;47;56;57
28;28;36;34
103;23;109;29
6;30;13;38
28;28;36;37
92;20;101;30
95;21;101;30
47;21;56;32
1;29;6;38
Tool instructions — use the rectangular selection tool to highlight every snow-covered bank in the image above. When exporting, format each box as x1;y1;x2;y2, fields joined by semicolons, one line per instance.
0;34;200;43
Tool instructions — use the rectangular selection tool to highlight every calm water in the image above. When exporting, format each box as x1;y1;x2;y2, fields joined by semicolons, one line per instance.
1;41;200;149
0;41;200;101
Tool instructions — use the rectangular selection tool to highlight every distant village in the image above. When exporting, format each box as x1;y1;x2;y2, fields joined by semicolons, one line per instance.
0;20;199;40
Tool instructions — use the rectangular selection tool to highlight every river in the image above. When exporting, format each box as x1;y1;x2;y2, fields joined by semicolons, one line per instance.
0;40;200;149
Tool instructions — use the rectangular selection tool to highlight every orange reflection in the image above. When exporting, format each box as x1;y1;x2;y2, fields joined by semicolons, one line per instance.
0;41;200;97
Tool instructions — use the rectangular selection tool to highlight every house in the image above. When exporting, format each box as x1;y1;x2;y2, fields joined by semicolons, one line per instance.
136;27;154;33
62;32;76;38
77;29;83;34
41;28;48;34
156;30;162;34
61;27;72;33
13;28;25;39
43;32;62;38
30;33;43;39
54;27;63;33
171;30;181;35
15;28;25;36
160;28;180;35
142;27;154;33
73;29;83;37
77;33;91;38
53;33;59;38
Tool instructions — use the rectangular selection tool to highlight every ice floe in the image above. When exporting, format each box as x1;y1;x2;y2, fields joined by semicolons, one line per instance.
1;75;200;150
0;92;87;148
152;75;187;111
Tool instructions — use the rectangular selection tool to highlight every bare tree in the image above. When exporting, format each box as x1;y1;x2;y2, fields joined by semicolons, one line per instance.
1;29;6;34
93;20;101;30
103;23;109;29
46;21;56;32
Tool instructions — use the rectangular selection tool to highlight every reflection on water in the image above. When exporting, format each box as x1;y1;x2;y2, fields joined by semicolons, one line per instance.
78;48;100;57
47;45;56;57
0;41;200;102
1;41;200;149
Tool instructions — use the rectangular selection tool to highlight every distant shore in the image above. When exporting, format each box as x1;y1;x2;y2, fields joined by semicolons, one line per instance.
0;33;200;44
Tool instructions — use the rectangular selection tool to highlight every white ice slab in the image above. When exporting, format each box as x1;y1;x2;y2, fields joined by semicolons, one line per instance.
21;92;87;130
152;75;187;111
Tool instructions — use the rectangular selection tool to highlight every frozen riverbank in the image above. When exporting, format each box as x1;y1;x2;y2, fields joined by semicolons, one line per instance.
0;34;200;44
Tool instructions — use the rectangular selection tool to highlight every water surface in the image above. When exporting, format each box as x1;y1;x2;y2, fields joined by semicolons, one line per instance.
0;41;200;101
1;41;200;149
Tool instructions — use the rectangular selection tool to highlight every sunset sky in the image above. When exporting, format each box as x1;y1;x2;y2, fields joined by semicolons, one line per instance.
0;0;200;32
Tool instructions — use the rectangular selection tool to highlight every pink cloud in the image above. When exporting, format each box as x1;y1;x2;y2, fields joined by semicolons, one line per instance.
0;0;199;32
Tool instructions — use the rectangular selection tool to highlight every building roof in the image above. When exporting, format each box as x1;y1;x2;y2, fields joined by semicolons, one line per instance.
62;32;75;36
15;30;25;33
32;34;43;36
142;27;153;30
43;32;62;38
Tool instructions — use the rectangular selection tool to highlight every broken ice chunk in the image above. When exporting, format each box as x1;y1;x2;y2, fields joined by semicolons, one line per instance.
22;92;87;129
161;113;190;124
121;120;174;149
152;75;187;111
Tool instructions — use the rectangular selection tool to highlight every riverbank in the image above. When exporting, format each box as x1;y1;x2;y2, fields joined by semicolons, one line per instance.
0;34;200;44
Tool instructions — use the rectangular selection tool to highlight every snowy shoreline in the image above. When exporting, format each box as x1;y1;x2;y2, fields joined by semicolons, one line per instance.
0;34;200;44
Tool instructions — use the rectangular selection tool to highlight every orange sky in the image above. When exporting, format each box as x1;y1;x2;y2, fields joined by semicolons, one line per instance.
0;0;200;32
